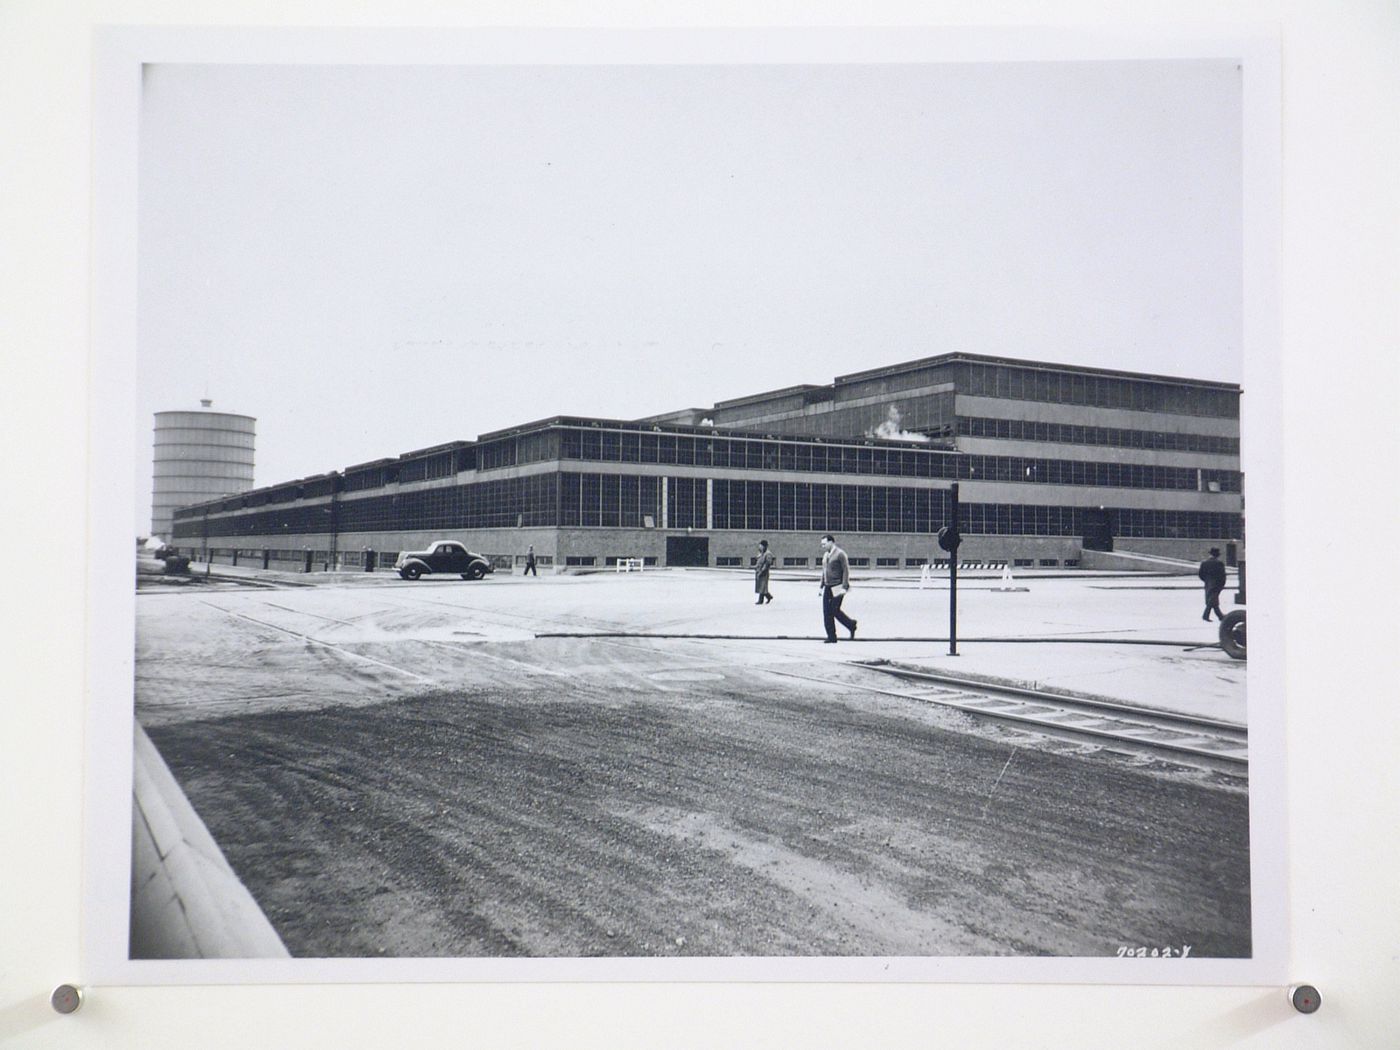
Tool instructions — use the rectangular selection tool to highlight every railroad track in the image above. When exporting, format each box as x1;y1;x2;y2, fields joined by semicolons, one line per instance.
767;660;1248;776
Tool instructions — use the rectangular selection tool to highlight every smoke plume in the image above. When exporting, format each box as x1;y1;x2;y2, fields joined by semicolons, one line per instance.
867;405;930;443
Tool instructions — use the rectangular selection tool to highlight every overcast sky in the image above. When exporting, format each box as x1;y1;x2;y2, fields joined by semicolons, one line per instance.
137;59;1241;531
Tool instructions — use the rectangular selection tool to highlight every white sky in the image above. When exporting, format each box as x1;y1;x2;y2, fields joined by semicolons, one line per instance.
137;59;1242;531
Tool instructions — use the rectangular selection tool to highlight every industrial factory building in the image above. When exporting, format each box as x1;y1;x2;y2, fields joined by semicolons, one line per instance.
169;353;1243;573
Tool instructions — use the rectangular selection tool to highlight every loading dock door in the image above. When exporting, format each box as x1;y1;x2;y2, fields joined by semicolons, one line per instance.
665;536;709;567
1082;509;1114;552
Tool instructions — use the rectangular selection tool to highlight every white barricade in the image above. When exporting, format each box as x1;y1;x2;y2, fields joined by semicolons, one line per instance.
992;563;1029;592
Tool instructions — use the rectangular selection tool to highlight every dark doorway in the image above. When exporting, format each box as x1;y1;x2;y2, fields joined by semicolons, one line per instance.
665;536;709;567
1082;508;1114;552
1225;541;1238;567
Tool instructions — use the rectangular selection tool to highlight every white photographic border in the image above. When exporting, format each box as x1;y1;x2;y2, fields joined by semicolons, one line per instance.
85;23;1285;987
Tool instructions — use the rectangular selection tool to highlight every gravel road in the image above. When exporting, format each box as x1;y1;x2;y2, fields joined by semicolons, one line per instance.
144;630;1250;959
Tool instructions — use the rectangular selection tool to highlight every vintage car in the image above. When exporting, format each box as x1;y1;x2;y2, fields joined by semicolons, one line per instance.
394;541;494;581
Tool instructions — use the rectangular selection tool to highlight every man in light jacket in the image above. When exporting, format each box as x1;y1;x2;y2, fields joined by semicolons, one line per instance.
818;534;858;643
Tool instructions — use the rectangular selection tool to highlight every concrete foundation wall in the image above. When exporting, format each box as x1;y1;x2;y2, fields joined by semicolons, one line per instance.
185;528;1096;570
1112;537;1245;563
1078;550;1191;573
182;528;1240;573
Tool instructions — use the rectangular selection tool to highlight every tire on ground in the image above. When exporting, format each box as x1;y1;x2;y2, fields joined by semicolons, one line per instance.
1219;609;1246;660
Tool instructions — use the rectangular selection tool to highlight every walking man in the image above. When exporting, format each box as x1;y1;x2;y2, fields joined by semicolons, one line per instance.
524;544;538;577
818;534;858;643
754;539;776;604
1198;546;1226;621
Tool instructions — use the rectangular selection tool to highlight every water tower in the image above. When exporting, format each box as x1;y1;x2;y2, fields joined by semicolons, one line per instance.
150;400;256;542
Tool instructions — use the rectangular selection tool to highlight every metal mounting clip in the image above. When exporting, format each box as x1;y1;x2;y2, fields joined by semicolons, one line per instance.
1288;984;1321;1014
51;984;83;1014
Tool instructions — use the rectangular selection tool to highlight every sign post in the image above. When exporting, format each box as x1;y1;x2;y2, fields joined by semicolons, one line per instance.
937;482;962;656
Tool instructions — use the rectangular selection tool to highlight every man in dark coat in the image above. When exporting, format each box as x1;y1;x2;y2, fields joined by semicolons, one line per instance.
818;534;858;643
524;545;538;576
1198;547;1227;621
754;540;775;604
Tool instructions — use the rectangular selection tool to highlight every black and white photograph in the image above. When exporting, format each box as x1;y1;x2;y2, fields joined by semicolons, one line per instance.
87;26;1287;984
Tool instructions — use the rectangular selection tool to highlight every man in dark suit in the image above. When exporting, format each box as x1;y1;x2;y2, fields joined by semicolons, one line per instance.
818;534;858;643
754;539;775;604
1198;546;1227;621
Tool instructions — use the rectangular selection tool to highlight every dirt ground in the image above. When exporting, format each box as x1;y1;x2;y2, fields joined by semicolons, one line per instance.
143;619;1250;959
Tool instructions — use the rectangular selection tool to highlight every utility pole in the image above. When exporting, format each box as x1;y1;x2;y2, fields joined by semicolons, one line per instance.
328;485;340;572
937;482;962;656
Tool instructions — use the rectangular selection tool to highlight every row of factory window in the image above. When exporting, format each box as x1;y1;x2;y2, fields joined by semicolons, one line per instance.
546;428;1237;492
957;416;1239;454
198;412;1239;516
712;398;956;440
180;446;1240;528
397;448;462;483
344;446;472;491
174;471;1242;542
957;362;1239;418
853;361;1238;418
540;428;1239;489
367;412;1238;484
708;480;1238;539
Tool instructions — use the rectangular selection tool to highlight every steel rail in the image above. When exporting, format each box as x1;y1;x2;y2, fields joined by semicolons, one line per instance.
534;631;1205;647
854;661;1246;734
763;666;1248;775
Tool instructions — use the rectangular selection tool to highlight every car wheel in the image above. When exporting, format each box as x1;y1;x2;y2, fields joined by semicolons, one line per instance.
468;564;486;580
1219;609;1246;660
402;565;422;581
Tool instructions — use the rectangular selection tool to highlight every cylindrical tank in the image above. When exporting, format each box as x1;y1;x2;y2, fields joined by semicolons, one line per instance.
150;401;256;542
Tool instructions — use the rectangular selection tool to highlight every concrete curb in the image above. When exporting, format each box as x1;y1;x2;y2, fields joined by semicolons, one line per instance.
533;631;1212;647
